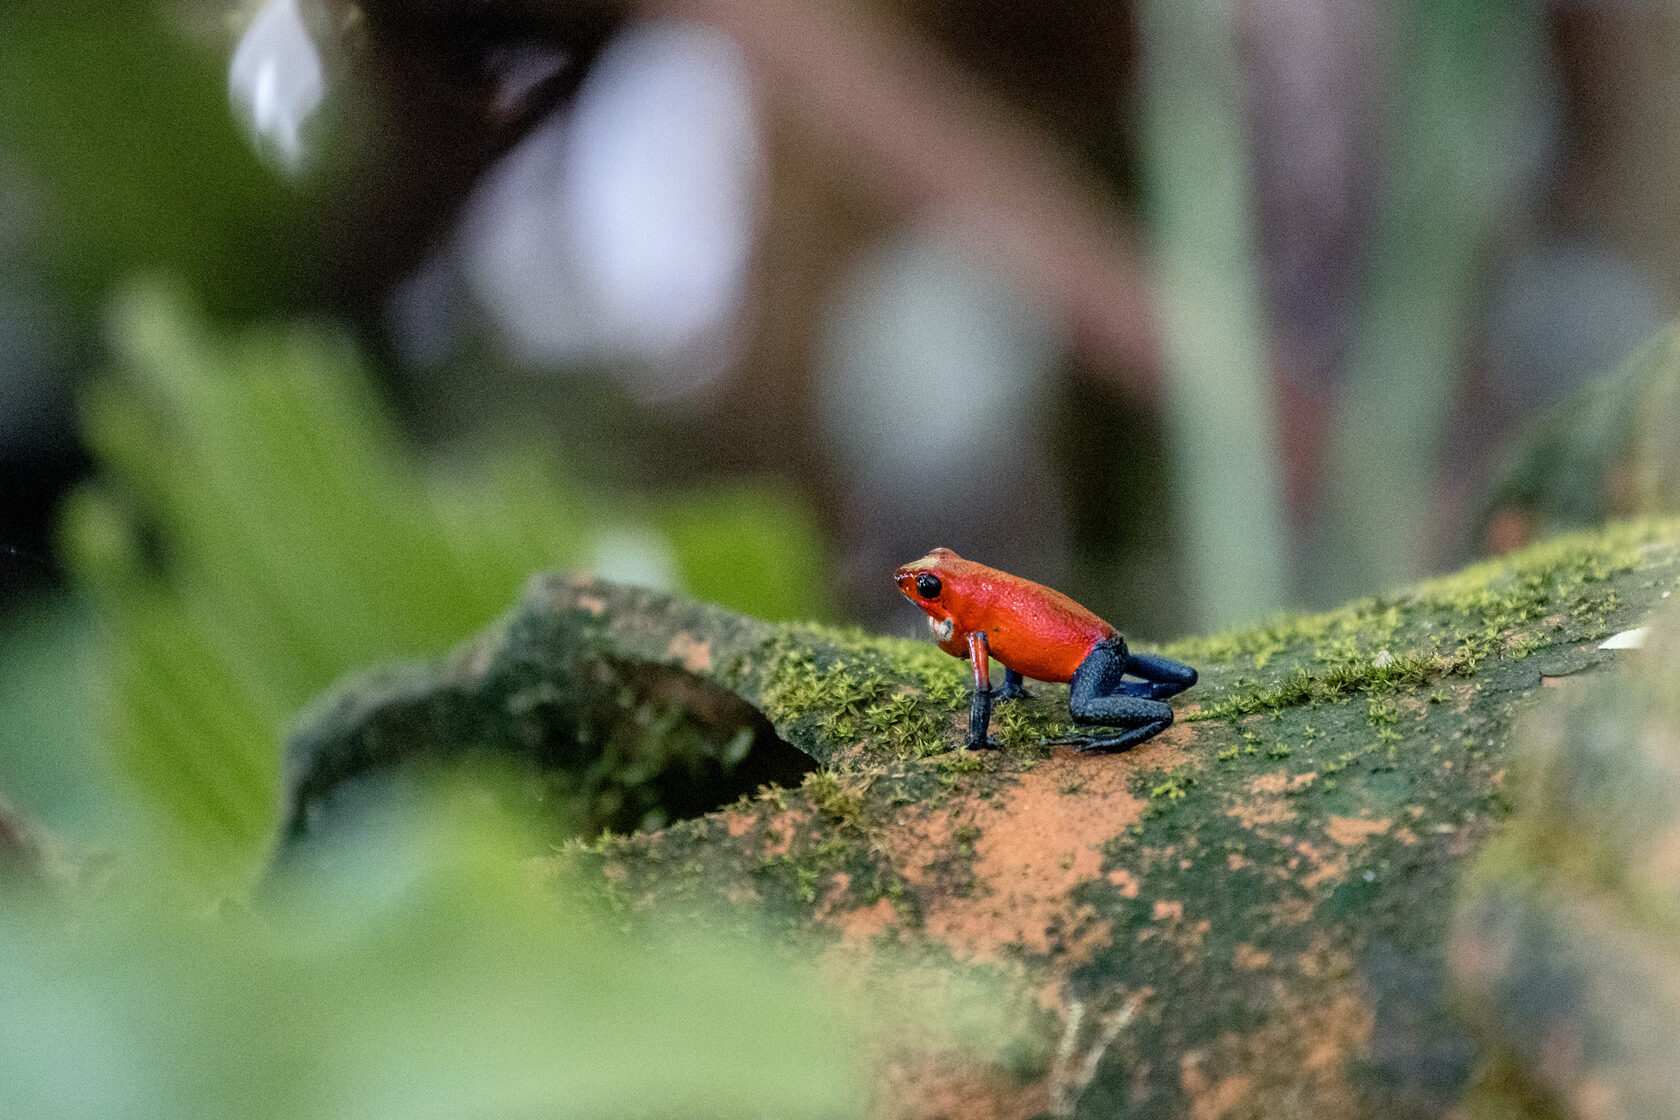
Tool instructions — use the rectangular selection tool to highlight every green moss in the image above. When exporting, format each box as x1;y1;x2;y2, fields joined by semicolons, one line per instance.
801;770;867;829
1185;650;1447;722
1131;764;1201;823
761;625;969;762
994;703;1063;752
1172;520;1669;667
1367;696;1399;726
934;750;986;775
1149;770;1196;801
1178;522;1677;725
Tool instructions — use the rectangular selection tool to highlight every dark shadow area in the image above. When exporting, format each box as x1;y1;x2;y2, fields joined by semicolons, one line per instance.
566;658;816;835
282;655;815;858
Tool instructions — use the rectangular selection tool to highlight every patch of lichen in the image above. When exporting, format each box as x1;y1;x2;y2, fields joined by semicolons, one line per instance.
588;736;1075;938
753;796;914;920
570;767;902;929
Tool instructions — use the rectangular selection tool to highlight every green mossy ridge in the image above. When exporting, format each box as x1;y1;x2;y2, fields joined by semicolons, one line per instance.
291;520;1680;856
291;519;1679;867
755;521;1675;774
1170;520;1673;723
570;775;913;928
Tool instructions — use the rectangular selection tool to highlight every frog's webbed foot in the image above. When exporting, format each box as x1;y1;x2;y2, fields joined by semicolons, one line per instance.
996;668;1031;702
1043;720;1171;755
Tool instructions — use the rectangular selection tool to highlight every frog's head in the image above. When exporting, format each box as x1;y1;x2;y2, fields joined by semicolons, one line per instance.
894;547;962;638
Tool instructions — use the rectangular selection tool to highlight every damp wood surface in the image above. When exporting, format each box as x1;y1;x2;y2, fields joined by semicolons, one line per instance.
286;520;1680;1119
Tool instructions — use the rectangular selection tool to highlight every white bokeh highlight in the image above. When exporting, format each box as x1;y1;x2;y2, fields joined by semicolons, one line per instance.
228;0;327;175
817;229;1059;497
460;20;762;399
588;525;681;591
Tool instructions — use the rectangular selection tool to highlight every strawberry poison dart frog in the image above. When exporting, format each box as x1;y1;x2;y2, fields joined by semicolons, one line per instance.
894;548;1197;753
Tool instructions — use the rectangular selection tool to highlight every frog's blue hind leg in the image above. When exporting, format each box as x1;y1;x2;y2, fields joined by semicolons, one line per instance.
997;668;1030;701
1047;640;1192;754
1118;652;1197;700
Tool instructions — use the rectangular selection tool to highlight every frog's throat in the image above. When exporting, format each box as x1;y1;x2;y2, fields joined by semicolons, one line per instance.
928;615;955;643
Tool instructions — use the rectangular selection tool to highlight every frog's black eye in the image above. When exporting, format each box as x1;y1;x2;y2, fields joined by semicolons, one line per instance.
916;573;942;599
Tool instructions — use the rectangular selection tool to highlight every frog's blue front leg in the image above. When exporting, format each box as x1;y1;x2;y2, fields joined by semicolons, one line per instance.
965;630;1004;749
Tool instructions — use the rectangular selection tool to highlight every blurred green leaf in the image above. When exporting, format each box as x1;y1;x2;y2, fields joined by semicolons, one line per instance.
655;485;832;623
0;598;120;843
0;782;865;1120
0;0;308;316
61;284;829;895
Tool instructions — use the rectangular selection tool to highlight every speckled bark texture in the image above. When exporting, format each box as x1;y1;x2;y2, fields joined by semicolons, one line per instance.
286;521;1680;1119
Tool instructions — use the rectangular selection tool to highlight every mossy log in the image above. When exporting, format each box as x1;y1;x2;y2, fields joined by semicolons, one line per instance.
1452;592;1680;1120
286;522;1680;1119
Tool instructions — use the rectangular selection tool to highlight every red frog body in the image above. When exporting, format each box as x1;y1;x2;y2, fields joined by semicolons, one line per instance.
894;548;1197;753
894;548;1112;682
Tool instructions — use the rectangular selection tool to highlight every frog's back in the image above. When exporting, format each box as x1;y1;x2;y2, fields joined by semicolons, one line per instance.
947;563;1114;683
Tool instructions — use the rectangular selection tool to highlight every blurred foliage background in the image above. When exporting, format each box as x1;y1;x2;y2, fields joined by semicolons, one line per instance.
4;0;1680;1111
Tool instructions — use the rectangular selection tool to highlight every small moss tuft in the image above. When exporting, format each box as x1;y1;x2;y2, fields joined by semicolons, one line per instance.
802;769;867;829
935;750;986;774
